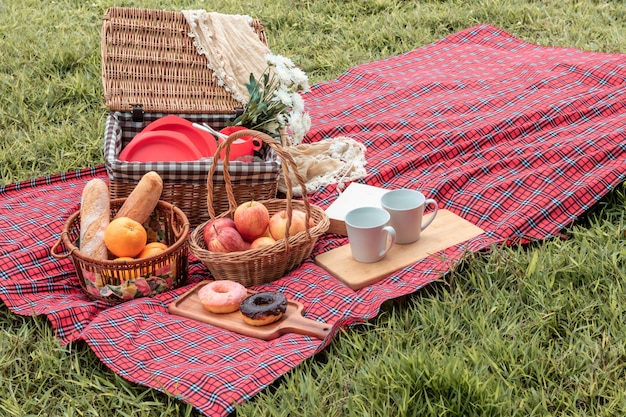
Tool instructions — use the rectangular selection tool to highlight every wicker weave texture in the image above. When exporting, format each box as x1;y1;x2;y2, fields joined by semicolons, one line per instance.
190;199;329;287
101;7;278;226
51;199;190;304
189;130;331;287
101;7;268;114
103;112;280;227
109;178;277;227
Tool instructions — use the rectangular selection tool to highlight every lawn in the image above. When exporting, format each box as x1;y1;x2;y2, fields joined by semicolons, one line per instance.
1;0;625;416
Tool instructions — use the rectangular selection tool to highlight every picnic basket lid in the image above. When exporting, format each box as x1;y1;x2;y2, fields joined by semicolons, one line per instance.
101;7;268;114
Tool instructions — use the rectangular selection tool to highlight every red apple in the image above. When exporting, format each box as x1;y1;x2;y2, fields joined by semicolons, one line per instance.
268;209;314;240
203;217;237;244
207;227;247;252
233;201;270;242
250;236;276;249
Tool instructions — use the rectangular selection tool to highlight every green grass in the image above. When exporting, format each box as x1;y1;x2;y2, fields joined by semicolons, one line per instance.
1;0;625;415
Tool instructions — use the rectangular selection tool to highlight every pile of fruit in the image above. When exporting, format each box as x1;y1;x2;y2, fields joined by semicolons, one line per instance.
203;200;314;253
79;171;170;263
74;171;186;300
104;217;169;261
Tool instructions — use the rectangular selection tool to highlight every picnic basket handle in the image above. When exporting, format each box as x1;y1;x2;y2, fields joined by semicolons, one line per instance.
167;203;190;241
206;129;313;243
50;232;75;259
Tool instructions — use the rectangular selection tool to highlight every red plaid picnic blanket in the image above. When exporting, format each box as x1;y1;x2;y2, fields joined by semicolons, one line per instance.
1;25;625;416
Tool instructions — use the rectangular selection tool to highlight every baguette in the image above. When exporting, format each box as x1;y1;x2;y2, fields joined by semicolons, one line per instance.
115;171;163;224
79;179;110;260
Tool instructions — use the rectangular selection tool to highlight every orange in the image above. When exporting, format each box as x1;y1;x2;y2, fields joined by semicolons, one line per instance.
137;241;168;258
112;257;141;281
145;241;169;250
104;217;147;258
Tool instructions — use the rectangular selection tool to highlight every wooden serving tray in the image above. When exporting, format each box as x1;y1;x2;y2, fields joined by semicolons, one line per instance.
315;209;484;290
168;281;332;340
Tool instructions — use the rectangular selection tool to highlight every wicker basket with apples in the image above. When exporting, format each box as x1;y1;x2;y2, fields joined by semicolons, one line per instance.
188;129;330;287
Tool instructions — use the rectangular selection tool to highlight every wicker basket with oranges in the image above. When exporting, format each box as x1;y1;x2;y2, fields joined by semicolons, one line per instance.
52;195;190;304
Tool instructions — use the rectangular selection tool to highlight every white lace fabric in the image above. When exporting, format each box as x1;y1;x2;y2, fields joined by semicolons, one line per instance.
278;137;368;196
182;10;271;104
182;11;368;195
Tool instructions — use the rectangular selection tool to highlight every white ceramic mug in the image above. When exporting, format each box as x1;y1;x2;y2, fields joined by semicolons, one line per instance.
345;207;396;263
380;189;438;244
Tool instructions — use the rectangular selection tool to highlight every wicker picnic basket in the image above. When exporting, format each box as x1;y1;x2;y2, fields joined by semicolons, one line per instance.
51;199;190;304
101;7;279;226
188;130;330;287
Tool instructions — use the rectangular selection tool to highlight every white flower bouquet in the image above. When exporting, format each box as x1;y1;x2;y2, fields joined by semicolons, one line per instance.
231;54;312;144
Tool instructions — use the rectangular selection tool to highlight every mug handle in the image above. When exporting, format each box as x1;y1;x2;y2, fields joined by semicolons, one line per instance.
251;138;263;151
421;199;438;231
379;226;397;258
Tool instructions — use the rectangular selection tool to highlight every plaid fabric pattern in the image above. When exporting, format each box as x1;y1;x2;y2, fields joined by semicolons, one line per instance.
305;25;626;244
1;25;625;416
104;112;280;183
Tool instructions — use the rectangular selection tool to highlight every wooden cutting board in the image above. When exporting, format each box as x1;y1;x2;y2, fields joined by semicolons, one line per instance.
315;209;484;290
168;281;332;340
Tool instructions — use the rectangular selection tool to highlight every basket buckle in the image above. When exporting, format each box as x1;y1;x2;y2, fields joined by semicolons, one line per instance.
131;105;144;122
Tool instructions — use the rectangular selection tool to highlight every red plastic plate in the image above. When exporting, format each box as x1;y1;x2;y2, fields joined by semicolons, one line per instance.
118;130;204;162
142;115;217;157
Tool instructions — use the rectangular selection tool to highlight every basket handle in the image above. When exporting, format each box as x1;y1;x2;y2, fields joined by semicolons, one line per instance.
50;233;75;259
167;204;190;241
206;129;313;244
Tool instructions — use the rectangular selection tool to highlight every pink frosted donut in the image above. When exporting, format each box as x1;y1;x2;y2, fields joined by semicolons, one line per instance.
198;280;248;314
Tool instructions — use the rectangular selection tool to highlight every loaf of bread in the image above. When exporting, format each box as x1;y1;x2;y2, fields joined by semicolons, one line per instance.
79;179;110;260
114;171;163;225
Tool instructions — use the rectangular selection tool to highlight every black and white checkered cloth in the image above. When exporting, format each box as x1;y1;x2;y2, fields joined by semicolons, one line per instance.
103;112;280;184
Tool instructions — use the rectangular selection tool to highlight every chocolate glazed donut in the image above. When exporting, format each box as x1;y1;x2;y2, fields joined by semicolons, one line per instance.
240;291;288;326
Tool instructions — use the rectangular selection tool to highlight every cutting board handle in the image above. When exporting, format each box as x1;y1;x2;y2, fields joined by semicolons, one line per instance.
280;312;332;340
